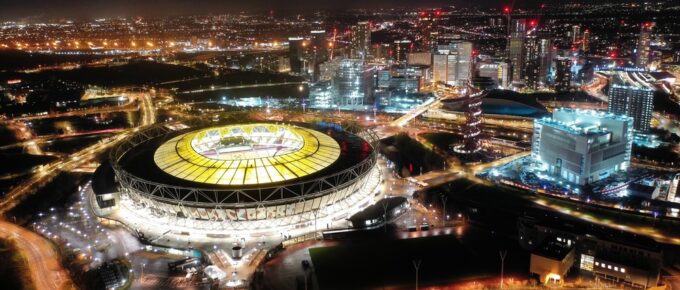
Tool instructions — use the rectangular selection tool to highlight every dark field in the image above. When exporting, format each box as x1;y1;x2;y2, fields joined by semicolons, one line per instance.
310;232;528;290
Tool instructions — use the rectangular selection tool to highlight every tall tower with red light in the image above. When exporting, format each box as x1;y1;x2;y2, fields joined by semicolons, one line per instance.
635;22;654;69
417;9;443;51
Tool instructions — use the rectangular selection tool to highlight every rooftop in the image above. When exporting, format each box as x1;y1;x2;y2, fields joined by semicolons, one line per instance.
153;123;340;186
536;109;628;137
533;240;574;261
610;71;655;91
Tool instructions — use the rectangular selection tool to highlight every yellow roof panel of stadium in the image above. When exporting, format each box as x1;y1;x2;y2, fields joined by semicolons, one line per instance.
153;124;341;186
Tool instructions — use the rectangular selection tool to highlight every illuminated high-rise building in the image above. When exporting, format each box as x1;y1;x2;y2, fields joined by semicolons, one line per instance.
582;29;590;52
554;57;572;92
393;40;412;63
432;53;450;84
524;36;540;88
669;174;680;202
571;25;581;45
310;30;328;59
507;19;527;83
417;9;442;50
351;21;371;59
510;18;527;36
635;22;654;69
310;30;328;82
524;29;552;89
407;52;432;66
432;41;473;85
607;72;655;132
288;37;305;74
332;59;368;106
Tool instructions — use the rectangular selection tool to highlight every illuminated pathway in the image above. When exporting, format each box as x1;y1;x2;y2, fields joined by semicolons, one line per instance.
0;132;131;215
390;98;439;127
6;102;139;122
0;220;75;290
0;92;155;214
0;90;156;289
177;81;307;94
531;197;680;245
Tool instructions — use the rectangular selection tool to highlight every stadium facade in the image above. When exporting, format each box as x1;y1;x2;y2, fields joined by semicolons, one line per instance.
95;122;381;238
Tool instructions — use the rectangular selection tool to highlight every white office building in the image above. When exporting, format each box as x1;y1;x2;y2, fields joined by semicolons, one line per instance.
432;41;473;86
532;109;634;185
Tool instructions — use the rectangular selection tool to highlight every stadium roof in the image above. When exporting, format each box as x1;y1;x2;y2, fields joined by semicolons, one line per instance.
153;124;340;186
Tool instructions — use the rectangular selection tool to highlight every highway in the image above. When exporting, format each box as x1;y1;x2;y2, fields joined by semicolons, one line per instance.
0;132;131;214
177;81;307;94
0;220;75;290
582;73;609;102
0;128;125;151
5;99;140;122
0;92;155;214
0;90;156;289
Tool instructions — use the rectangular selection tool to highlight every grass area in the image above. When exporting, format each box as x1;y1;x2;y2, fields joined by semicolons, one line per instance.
0;239;36;290
9;172;88;224
427;178;678;252
380;133;445;177
0;153;57;175
310;234;528;290
420;132;462;152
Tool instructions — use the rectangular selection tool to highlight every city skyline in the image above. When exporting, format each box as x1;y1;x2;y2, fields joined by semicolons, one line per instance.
0;0;654;20
0;1;678;289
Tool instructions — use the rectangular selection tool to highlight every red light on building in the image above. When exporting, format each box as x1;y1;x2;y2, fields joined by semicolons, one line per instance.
529;20;537;27
503;6;511;14
610;51;618;58
643;22;653;28
435;10;442;16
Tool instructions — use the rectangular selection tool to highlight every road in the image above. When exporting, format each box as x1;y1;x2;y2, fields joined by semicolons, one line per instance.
0;132;130;214
0;220;74;290
177;81;307;94
0;128;125;151
0;92;155;214
582;73;609;102
390;98;439;127
5;99;139;122
0;90;156;289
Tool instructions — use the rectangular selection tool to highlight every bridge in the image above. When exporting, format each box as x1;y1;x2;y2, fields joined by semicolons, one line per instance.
177;81;308;94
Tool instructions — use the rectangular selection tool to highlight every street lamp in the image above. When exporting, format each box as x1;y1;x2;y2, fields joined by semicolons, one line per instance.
499;250;507;289
412;259;422;290
382;201;389;233
141;263;145;282
313;209;319;237
440;195;447;226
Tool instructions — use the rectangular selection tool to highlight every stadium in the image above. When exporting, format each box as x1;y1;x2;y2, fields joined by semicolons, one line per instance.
94;122;381;238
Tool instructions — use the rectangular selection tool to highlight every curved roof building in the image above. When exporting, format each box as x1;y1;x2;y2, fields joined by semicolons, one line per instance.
153;124;341;185
94;122;381;238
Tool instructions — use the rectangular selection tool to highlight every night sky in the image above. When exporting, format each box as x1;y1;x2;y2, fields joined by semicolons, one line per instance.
0;0;627;20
